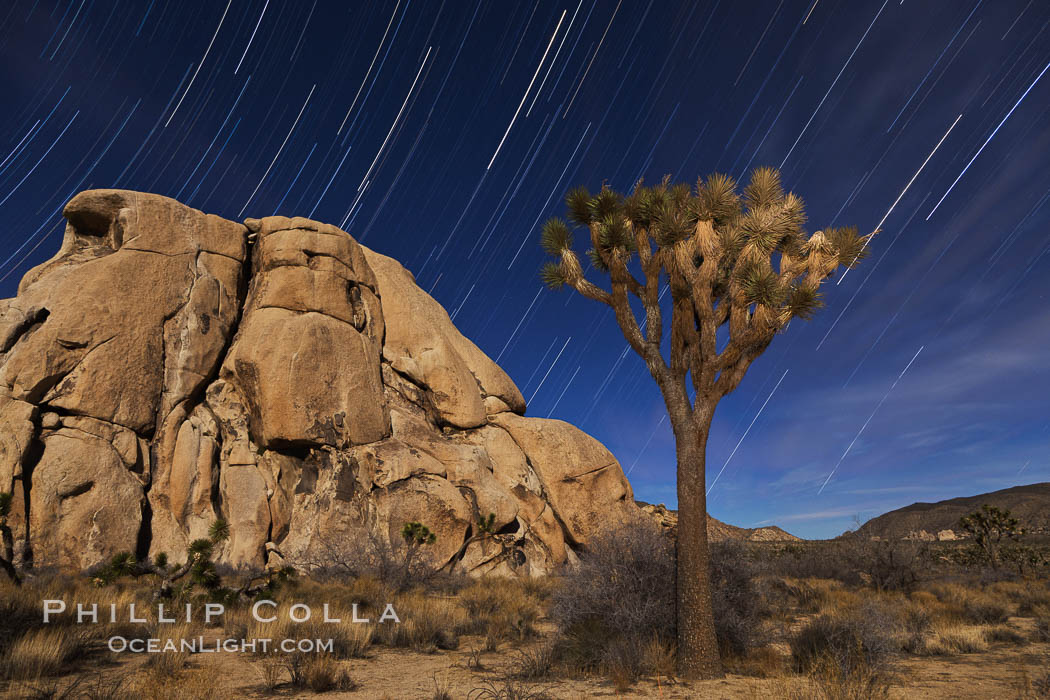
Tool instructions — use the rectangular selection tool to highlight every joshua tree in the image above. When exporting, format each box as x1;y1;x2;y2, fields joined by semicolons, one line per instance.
958;504;1027;571
538;167;871;678
95;518;294;601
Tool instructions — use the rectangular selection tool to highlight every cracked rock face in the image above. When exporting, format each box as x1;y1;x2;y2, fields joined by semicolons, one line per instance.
0;189;640;576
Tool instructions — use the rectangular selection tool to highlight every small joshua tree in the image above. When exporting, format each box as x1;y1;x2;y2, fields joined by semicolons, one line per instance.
0;491;21;584
538;167;871;678
96;518;293;600
958;504;1027;571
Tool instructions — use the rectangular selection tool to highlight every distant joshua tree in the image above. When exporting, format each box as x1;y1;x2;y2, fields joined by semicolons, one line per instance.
958;504;1026;571
538;167;872;678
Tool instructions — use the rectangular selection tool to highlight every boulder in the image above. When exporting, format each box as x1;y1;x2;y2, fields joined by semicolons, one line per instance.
0;189;641;576
490;413;638;546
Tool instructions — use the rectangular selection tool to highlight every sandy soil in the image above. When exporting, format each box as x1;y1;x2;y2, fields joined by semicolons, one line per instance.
3;627;1046;700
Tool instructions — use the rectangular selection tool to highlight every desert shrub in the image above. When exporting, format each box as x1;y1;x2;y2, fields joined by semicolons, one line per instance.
310;522;443;592
550;524;768;681
709;539;765;656
770;538;928;592
791;601;901;675
549;523;675;675
773;542;850;581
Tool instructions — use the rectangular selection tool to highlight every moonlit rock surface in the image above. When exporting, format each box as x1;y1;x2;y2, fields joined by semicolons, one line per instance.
0;190;639;574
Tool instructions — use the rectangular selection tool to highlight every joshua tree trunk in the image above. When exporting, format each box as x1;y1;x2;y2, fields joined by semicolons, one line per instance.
670;399;722;678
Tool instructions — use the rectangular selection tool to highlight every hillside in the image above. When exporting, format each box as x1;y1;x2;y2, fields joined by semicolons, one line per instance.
854;482;1050;541
638;502;802;542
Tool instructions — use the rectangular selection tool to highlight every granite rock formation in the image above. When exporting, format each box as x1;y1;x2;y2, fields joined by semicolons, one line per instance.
0;190;639;575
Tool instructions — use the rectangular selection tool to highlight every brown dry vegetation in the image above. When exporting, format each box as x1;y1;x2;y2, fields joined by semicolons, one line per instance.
1;531;1049;699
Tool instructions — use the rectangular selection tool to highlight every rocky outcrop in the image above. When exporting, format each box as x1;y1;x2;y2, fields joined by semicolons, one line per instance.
0;190;640;575
639;502;802;543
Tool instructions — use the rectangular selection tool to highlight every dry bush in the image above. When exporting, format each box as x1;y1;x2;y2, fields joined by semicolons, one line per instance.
259;652;284;691
432;670;454;700
770;538;929;593
308;528;447;593
989;580;1050;616
549;522;674;676
710;540;766;657
790;600;902;675
640;637;676;679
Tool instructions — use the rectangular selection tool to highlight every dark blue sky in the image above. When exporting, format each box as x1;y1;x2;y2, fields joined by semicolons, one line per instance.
1;0;1047;538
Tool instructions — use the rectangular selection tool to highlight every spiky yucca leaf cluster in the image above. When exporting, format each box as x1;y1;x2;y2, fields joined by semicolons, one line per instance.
401;521;437;546
540;167;871;338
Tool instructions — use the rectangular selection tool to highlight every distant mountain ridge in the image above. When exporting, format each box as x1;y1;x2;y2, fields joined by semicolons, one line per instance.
637;502;802;542
854;482;1050;541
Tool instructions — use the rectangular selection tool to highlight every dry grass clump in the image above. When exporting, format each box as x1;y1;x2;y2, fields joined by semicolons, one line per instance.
926;582;1011;624
987;580;1050;616
1;627;84;681
141;622;199;679
288;653;357;692
374;592;469;652
724;644;787;678
983;623;1028;645
510;643;557;680
1032;610;1050;643
789;653;892;700
459;578;543;642
772;577;843;614
915;621;989;655
292;619;374;659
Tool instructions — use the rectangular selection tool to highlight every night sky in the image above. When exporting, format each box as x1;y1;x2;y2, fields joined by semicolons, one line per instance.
1;0;1048;538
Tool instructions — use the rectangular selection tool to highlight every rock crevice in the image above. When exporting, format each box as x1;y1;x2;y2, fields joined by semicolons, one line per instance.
0;190;640;576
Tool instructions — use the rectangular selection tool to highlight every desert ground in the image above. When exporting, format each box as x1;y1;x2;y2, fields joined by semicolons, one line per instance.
2;530;1048;700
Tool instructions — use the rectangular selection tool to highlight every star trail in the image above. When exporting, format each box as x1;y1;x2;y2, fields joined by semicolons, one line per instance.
1;0;1048;537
